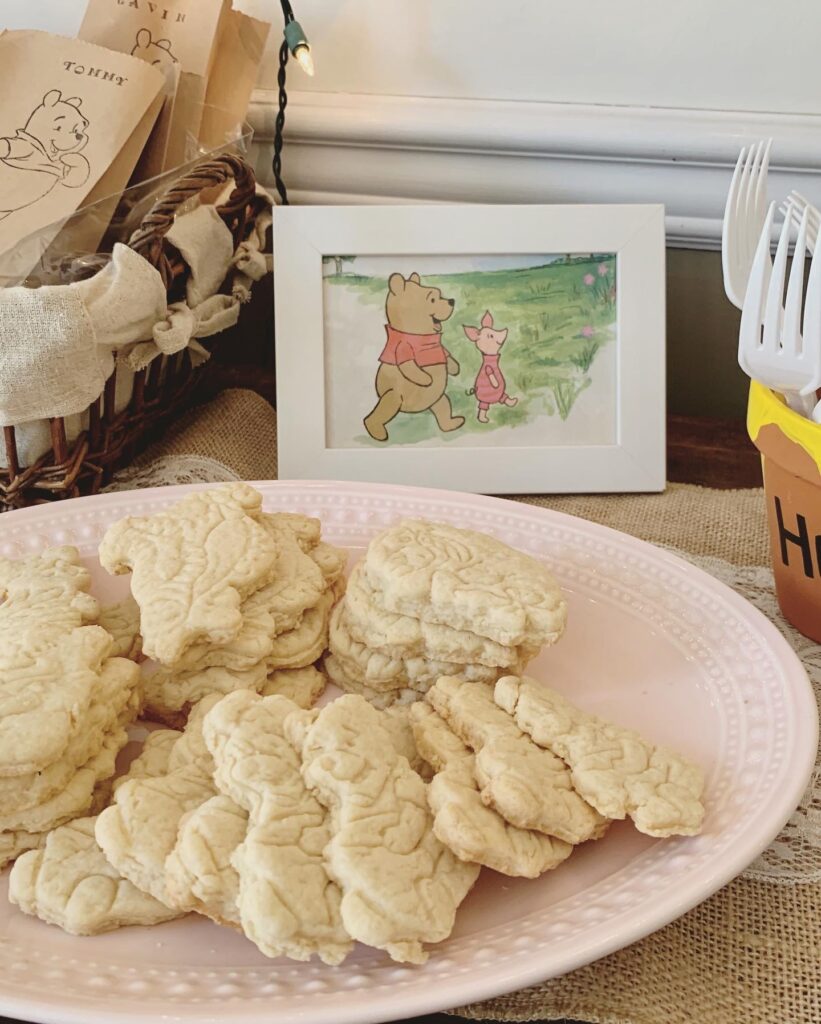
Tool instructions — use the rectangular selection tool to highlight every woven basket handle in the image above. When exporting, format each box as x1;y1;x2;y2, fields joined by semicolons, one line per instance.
128;153;256;289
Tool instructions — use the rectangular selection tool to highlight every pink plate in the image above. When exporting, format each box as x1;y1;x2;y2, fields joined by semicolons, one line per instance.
0;480;816;1024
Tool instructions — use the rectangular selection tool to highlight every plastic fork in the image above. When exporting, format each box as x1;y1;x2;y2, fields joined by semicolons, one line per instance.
739;202;821;416
779;189;820;253
722;139;772;309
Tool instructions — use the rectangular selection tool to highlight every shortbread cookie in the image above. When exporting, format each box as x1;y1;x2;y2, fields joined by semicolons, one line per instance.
95;696;221;903
9;734;183;935
0;828;48;871
261;666;326;708
112;729;182;793
363;519;566;648
308;541;348;586
323;654;418;709
254;516;329;632
266;590;334;670
495;676;705;837
99;484;279;665
171;524;328;677
382;705;431;778
0;546;99;657
411;703;572;876
345;563;524;668
285;694;479;964
203;690;351;965
9;816;180;936
0;625;113;777
263;512;321;552
143;662;269;729
427;677;607;844
164;794;247;927
98;597;142;660
0;656;140;815
0;725;130;834
329;601;502;689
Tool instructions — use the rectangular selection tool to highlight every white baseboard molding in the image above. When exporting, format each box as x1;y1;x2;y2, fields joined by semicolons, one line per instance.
248;89;821;250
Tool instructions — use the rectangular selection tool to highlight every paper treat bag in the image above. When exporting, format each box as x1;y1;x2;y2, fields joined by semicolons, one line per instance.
0;30;164;261
199;6;270;149
79;0;226;171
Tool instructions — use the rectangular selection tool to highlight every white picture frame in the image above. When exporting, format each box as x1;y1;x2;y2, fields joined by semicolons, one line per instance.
274;204;665;494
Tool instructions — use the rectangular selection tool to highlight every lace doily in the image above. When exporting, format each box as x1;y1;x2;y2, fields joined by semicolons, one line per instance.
103;456;821;886
104;455;240;491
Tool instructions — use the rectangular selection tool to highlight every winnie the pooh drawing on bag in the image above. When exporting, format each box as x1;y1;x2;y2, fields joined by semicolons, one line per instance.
0;90;90;220
130;28;178;68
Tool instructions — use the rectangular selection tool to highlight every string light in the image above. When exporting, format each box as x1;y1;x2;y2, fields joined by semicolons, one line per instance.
272;0;314;204
280;0;314;77
284;19;314;77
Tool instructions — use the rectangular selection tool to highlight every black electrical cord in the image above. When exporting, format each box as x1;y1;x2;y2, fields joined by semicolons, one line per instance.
272;37;289;206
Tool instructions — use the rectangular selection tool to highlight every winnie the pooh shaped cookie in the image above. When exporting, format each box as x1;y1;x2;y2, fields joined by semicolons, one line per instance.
364;272;465;442
0;90;90;219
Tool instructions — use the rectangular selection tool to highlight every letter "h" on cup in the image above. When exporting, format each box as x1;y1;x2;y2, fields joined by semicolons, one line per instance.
774;496;814;579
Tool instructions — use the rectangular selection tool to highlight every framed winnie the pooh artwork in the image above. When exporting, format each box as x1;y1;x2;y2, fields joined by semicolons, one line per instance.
274;204;665;494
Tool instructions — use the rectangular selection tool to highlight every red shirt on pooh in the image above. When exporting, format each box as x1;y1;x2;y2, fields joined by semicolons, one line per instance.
378;325;448;367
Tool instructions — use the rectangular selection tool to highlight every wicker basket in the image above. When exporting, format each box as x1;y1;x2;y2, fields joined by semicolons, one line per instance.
0;153;264;512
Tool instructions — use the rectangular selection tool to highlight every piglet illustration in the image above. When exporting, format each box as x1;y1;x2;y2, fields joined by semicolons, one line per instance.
463;310;518;423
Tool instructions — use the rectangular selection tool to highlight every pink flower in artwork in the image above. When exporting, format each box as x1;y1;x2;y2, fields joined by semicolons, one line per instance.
598;263;609;276
583;273;595;286
580;325;595;338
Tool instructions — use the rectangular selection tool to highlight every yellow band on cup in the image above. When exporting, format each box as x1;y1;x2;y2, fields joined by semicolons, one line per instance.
747;381;821;475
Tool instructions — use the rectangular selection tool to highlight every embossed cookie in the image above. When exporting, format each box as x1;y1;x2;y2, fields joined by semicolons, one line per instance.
164;793;246;928
266;590;334;670
98;484;279;665
427;677;607;845
98;597;142;660
0;625;113;778
495;676;706;837
143;662;269;730
411;703;572;877
261;666;326;708
9;817;180;935
95;696;221;903
363;519;566;648
0;656;140;815
344;563;525;668
0;725;131;835
0;546;99;657
285;694;479;964
308;541;348;587
203;690;351;965
329;601;502;690
0;828;49;871
263;512;321;552
8;731;183;935
323;654;418;709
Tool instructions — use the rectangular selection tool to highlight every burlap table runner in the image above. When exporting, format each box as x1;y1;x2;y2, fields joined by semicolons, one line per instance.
110;389;821;1024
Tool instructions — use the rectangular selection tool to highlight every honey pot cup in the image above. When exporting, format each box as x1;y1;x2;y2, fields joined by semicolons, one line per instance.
748;381;821;642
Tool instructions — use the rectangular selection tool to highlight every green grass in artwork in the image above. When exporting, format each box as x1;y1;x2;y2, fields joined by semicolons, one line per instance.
324;256;616;444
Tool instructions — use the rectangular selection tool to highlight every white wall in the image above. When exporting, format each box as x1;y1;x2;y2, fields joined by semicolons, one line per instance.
4;0;821;114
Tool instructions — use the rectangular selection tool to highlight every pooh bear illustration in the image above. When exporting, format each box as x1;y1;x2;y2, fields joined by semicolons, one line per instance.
364;272;465;442
131;28;178;67
0;90;90;220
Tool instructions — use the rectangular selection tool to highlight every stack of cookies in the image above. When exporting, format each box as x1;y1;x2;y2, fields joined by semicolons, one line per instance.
326;518;568;707
0;547;141;869
410;674;706;878
97;485;346;727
